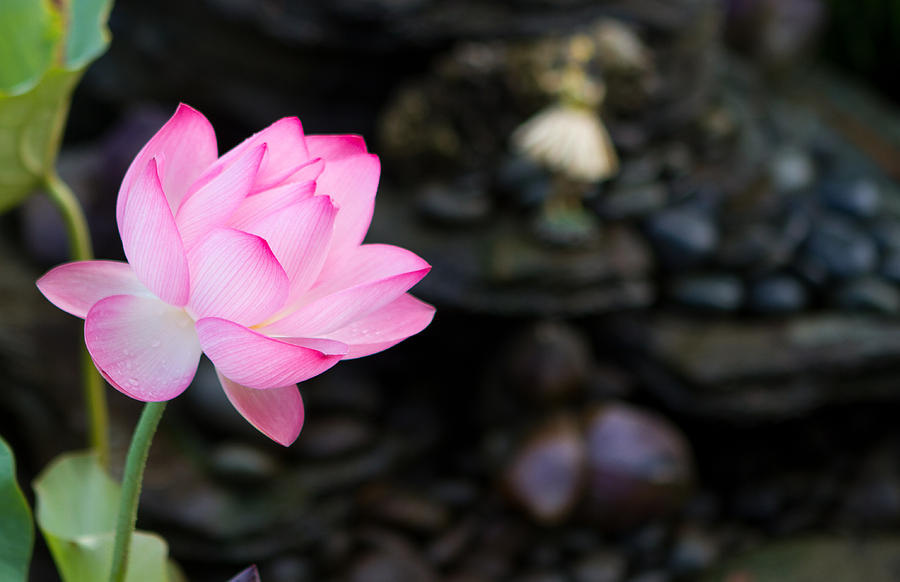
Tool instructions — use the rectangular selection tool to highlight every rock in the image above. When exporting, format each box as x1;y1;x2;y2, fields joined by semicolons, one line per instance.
667;525;720;576
517;572;569;582
572;549;628;582
627;571;670;582
769;146;815;193
802;215;877;279
504;414;586;523
295;416;375;459
697;536;900;582
582;403;694;527
597;182;668;220
644;315;900;420
503;320;593;402
495;155;552;207
871;218;900;251
879;250;900;283
833;277;900;313
820;178;881;219
418;177;493;225
360;485;451;534
347;550;437;582
645;206;718;269
265;557;313;582
747;275;808;314
210;443;280;483
669;275;744;311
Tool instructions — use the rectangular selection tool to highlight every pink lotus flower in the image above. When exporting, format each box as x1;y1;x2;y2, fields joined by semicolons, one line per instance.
37;104;434;446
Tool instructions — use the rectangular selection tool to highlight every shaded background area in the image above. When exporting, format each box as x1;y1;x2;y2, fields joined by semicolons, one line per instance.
4;0;900;580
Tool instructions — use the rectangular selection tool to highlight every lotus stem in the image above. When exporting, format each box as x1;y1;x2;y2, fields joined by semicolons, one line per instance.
43;171;110;468
109;401;167;582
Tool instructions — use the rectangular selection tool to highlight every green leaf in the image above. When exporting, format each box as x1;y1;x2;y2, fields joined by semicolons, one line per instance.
0;436;34;582
0;0;62;95
33;451;170;582
0;0;113;212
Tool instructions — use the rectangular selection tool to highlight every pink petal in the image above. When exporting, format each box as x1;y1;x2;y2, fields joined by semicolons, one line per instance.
321;293;435;358
187;228;289;327
120;158;191;306
36;260;149;319
175;144;266;248
85;295;202;402
306;135;380;253
117;104;217;222
240;196;337;300
228;180;316;231
251;156;325;193
218;372;304;446
214;117;309;192
262;244;431;337
196;317;347;389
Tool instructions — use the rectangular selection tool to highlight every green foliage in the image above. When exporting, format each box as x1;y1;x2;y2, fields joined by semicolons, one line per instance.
0;0;113;213
33;451;170;582
0;436;33;582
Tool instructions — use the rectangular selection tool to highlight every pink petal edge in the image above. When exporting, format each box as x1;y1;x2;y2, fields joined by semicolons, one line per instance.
119;158;191;306
36;260;149;319
196;317;347;389
85;294;202;402
218;372;304;446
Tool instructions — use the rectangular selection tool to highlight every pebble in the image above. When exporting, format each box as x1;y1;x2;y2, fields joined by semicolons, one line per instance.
418;177;492;224
209;443;280;483
669;275;745;311
879;250;900;283
627;571;670;582
803;215;878;279
645;206;719;268
769;146;815;193
504;320;593;402
572;549;628;582
871;217;900;251
495;155;552;207
360;485;451;534
295;416;375;459
583;403;694;528
747;275;808;313
504;414;586;523
832;277;900;313
347;551;437;582
668;525;720;576
599;182;668;220
820;178;881;218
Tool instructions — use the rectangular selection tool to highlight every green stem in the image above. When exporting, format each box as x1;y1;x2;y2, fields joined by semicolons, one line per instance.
43;171;110;468
109;402;166;582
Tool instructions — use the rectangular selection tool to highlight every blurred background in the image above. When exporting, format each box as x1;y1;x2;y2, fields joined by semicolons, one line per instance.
4;0;900;580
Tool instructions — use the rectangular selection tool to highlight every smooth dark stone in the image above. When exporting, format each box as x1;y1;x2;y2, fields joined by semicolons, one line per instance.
668;525;720;576
820;178;881;218
504;320;592;402
871;218;900;251
495;155;552;207
210;444;280;483
583;403;694;528
880;250;900;283
347;551;437;582
803;216;877;279
769;146;815;193
747;275;808;313
598;182;668;220
645;206;718;268
418;179;492;225
294;416;375;459
833;277;900;314
572;550;627;582
669;275;744;311
504;414;586;524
